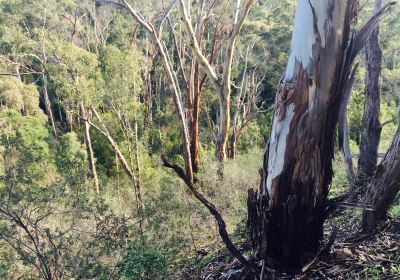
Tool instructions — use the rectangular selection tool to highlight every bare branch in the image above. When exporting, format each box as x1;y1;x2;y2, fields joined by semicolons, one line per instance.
178;0;221;91
160;155;255;270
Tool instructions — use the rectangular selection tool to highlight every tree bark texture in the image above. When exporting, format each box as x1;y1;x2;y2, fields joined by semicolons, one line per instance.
362;124;400;233
358;0;383;184
248;0;360;269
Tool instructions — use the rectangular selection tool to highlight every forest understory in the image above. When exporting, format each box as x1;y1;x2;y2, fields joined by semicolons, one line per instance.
177;207;400;280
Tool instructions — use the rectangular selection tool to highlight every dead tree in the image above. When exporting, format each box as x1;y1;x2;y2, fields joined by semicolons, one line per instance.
358;0;383;184
247;0;394;269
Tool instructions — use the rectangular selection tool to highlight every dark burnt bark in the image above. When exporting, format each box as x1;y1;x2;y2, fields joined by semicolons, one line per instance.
358;0;383;184
246;0;394;269
362;124;400;233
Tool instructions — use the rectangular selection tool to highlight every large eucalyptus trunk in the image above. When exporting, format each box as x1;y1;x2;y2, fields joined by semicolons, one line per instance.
358;0;383;184
362;124;400;233
248;0;359;269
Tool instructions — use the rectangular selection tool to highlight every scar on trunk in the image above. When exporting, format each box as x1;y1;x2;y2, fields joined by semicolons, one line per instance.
276;82;295;121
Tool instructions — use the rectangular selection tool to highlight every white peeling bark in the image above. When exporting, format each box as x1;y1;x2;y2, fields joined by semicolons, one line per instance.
248;0;395;269
266;0;333;197
284;0;330;81
266;104;294;194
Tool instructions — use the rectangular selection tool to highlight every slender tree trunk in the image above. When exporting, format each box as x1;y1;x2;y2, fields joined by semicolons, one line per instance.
178;0;254;162
79;102;100;193
132;121;145;235
143;67;154;131
362;124;400;233
215;85;230;162
338;66;358;183
41;73;57;138
12;63;21;80
358;0;383;184
152;35;193;183
90;107;139;184
342;115;356;182
247;0;374;268
65;109;73;132
122;0;193;182
191;63;201;173
228;132;237;160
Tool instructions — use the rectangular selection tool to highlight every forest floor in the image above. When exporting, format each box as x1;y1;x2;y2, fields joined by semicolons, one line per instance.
175;212;400;280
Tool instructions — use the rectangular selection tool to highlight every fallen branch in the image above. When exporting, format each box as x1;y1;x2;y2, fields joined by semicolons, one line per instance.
160;155;255;270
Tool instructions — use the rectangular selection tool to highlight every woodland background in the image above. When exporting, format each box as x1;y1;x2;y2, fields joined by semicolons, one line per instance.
0;0;399;279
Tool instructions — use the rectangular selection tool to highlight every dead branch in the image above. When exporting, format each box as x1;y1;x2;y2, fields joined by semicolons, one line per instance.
160;155;255;270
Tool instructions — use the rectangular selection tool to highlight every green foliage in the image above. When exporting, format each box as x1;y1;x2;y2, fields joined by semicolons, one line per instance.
0;0;399;278
0;76;41;115
50;41;104;105
0;109;50;188
348;86;365;145
117;242;168;280
99;45;144;108
237;123;264;153
56;132;88;186
379;100;399;151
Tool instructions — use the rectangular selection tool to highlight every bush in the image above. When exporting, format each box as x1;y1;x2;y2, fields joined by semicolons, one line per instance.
117;242;168;280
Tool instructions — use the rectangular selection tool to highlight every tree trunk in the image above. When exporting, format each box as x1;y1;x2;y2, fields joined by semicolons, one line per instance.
178;0;254;162
12;63;21;80
65;109;73;132
190;62;201;173
358;0;383;184
342;115;356;182
41;73;58;138
338;66;358;183
362;124;400;233
247;0;360;269
228;132;237;160
79;102;100;193
122;0;193;183
215;92;230;162
90;107;139;184
143;67;154;131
